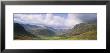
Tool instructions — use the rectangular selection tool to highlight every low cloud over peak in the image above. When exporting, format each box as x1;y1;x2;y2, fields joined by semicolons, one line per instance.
14;13;96;29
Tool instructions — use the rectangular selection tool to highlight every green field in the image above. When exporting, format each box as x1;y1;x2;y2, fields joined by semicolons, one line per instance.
14;23;97;40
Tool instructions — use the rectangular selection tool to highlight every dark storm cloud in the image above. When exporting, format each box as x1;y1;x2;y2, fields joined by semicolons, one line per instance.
77;13;97;22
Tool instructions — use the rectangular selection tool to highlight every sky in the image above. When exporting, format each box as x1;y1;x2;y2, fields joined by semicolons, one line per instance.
14;13;96;29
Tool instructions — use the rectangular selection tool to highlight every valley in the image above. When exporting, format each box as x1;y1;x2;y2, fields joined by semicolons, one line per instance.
14;22;97;40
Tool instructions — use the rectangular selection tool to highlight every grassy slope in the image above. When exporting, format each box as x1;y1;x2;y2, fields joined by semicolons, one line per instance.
32;23;97;40
32;30;96;40
14;23;97;40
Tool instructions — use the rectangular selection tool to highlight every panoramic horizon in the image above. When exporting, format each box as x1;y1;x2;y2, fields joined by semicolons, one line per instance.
14;13;97;40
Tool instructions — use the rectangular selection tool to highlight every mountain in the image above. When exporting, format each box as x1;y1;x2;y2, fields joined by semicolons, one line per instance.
42;25;70;36
53;29;70;35
14;23;30;35
21;24;56;36
14;23;34;40
63;22;97;37
14;19;97;40
21;23;71;36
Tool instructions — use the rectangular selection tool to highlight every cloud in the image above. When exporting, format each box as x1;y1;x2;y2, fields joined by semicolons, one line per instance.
73;13;97;22
14;14;44;24
45;15;65;26
14;13;83;29
65;14;82;28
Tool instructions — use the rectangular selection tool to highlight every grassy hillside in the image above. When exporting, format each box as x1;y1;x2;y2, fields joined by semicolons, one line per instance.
14;23;35;40
32;23;97;40
14;22;97;40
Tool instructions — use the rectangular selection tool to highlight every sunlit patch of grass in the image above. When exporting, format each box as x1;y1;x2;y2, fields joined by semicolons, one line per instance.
65;31;97;40
14;30;97;40
31;30;97;40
